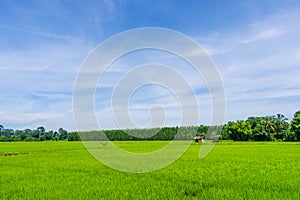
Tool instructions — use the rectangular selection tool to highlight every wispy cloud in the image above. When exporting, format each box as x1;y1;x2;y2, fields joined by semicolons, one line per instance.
0;65;49;71
196;10;300;121
241;27;285;44
0;24;73;41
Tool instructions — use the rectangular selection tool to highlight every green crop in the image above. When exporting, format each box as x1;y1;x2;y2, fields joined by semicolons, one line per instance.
0;141;299;199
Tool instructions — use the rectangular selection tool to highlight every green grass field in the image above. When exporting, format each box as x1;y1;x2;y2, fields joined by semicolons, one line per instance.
1;141;300;199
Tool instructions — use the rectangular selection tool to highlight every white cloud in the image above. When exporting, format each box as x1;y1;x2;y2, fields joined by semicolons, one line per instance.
196;10;300;122
241;28;285;44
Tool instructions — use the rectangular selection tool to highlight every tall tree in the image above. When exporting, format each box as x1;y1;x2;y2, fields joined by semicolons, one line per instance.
37;126;45;135
0;124;3;135
274;114;288;139
290;111;300;141
231;120;252;141
58;128;68;140
265;116;275;139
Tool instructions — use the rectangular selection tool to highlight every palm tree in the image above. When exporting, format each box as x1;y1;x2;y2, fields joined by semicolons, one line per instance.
265;117;275;140
274;114;288;133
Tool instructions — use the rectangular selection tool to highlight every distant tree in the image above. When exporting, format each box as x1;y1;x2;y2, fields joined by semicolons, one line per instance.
249;117;275;141
0;124;3;135
39;135;45;141
53;131;59;141
58;128;68;140
68;132;80;141
37;126;45;135
197;125;208;136
253;121;267;141
265;116;276;141
283;130;297;141
247;117;258;128
220;123;232;140
0;135;7;141
273;114;289;140
32;130;40;139
44;131;53;140
247;117;262;140
274;114;288;132
9;134;21;141
231;120;252;141
24;129;32;136
3;129;14;138
290;111;300;141
15;130;27;140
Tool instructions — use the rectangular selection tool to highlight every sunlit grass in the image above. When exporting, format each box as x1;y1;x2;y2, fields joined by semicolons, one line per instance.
0;141;299;199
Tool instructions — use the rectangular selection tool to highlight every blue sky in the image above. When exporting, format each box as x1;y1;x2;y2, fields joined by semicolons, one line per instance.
1;0;300;131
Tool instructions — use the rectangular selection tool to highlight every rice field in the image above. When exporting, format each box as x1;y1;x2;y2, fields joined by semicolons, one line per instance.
0;141;300;199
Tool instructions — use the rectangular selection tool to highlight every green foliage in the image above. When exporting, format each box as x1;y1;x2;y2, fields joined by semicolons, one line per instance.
0;124;3;133
197;125;208;135
217;113;297;141
79;126;196;141
1;112;300;142
24;136;39;142
274;114;289;139
290;111;300;140
0;126;69;142
67;132;80;141
230;120;252;141
283;131;297;141
58;128;68;140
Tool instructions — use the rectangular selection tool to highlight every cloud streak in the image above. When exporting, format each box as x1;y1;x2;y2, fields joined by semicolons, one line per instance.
198;10;300;122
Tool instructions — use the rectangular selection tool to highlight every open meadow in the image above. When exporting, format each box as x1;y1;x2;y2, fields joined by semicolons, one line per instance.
1;141;300;199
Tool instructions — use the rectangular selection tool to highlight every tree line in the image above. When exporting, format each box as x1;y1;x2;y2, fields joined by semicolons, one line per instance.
220;111;300;141
1;111;300;142
0;126;73;142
